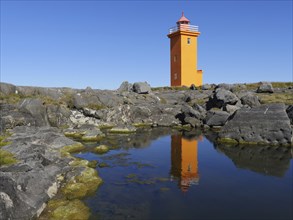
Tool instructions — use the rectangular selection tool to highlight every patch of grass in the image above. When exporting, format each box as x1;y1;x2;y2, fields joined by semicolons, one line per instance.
258;93;293;105
0;149;18;166
0;93;22;104
245;83;260;91
244;82;293;91
0;141;12;147
271;82;293;88
86;103;105;111
0;134;12;147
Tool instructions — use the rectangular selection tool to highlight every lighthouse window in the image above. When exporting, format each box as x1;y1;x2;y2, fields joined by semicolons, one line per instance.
174;73;178;80
187;38;191;44
174;55;177;62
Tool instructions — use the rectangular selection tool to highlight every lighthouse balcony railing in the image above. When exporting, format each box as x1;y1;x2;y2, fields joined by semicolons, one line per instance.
169;24;199;34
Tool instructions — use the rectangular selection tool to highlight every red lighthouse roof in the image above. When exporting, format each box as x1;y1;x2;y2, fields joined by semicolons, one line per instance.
177;12;190;23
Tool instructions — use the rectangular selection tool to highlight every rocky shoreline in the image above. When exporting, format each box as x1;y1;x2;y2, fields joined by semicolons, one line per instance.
0;81;292;219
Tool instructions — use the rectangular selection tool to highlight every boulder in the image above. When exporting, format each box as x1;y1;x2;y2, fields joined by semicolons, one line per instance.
189;84;197;90
72;93;102;110
192;104;207;119
240;93;261;107
256;82;274;93
215;83;235;92
181;105;202;120
117;81;133;93
184;117;201;128
224;104;241;114
207;88;239;109
132;82;151;94
46;104;72;128
201;84;212;90
19;99;49;127
152;114;181;127
205;110;230;127
218;104;292;145
69;110;102;127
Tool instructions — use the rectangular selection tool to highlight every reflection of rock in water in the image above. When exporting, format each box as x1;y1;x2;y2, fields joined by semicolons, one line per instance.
216;144;292;177
170;134;200;192
99;127;180;150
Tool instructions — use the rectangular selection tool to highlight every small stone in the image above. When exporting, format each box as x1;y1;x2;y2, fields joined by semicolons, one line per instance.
256;82;274;93
94;145;110;154
132;82;151;94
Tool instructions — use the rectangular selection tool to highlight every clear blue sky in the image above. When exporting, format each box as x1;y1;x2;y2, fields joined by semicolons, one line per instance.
1;0;292;89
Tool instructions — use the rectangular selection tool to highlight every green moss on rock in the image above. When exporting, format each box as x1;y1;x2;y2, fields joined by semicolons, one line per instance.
94;145;110;154
69;158;98;168
45;199;90;220
0;134;12;148
63;167;103;200
132;123;153;128
81;135;104;142
172;124;192;131
109;126;136;134
217;137;238;144
0;149;18;166
64;131;86;138
60;143;85;156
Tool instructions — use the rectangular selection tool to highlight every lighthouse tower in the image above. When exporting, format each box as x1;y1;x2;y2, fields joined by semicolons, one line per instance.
167;12;203;87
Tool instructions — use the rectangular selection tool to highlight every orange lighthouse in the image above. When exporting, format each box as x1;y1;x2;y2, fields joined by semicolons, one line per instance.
168;12;203;87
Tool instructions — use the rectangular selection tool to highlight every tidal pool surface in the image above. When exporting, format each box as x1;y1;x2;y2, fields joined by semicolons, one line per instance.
75;128;293;220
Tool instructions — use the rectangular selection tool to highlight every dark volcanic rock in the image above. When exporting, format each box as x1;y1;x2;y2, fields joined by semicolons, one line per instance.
256;82;274;93
218;104;292;145
132;82;151;94
177;105;203;127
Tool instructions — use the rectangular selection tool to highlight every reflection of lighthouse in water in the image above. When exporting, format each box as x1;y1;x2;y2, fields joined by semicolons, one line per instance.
170;135;200;192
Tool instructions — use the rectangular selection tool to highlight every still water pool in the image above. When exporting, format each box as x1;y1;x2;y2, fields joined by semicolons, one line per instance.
75;128;293;220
